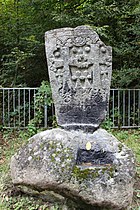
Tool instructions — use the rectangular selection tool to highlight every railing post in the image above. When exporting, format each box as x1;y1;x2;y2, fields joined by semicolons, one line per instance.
112;89;115;127
13;89;16;128
2;89;5;126
133;89;135;126
128;90;130;127
138;90;140;126
34;89;36;119
28;89;31;123
8;89;10;127
118;89;120;127
123;90;125;127
44;92;47;128
18;89;20;127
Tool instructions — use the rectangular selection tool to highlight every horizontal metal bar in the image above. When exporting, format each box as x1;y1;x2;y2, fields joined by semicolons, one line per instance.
111;126;140;128
0;88;140;91
2;125;140;129
110;89;140;91
0;87;38;90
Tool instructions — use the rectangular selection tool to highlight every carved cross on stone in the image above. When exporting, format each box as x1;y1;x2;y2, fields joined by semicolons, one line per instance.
45;26;112;132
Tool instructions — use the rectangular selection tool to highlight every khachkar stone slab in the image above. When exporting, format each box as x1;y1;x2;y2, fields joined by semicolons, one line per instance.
45;26;112;131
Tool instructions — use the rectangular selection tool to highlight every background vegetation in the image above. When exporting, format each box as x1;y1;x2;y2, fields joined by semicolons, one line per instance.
0;0;140;88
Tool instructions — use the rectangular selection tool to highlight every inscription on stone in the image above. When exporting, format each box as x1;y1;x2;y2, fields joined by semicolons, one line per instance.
76;149;114;165
45;26;112;131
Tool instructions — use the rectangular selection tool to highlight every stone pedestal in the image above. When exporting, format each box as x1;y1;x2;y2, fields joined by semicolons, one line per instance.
10;128;135;210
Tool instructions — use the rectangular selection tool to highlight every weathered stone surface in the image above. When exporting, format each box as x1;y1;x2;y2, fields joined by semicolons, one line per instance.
10;128;135;210
45;26;112;131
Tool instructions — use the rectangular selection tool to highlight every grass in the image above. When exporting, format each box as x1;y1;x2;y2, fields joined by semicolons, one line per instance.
0;128;140;210
110;129;140;210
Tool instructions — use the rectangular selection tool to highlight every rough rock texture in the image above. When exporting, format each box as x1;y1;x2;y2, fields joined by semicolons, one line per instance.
10;128;135;210
45;26;112;131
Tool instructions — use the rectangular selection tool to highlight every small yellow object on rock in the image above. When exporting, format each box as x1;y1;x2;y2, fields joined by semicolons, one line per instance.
86;141;91;150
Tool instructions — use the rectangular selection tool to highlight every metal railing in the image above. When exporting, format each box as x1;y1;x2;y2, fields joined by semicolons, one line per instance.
109;89;140;128
0;88;48;128
0;88;140;129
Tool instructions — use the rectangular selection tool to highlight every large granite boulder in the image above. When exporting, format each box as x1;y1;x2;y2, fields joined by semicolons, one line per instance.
10;128;135;210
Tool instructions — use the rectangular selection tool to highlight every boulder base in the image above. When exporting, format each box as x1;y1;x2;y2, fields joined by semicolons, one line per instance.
10;128;135;210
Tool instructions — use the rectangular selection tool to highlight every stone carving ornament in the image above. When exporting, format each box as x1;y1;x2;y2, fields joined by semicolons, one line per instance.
45;26;112;131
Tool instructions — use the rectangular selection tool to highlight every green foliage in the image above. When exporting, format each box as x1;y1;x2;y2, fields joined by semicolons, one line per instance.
112;67;140;88
111;129;140;163
101;117;113;130
1;47;34;87
0;0;45;87
0;195;60;210
0;0;139;88
26;81;54;137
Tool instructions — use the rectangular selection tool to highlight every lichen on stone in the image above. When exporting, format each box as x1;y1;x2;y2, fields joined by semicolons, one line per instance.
72;165;100;181
118;143;123;152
